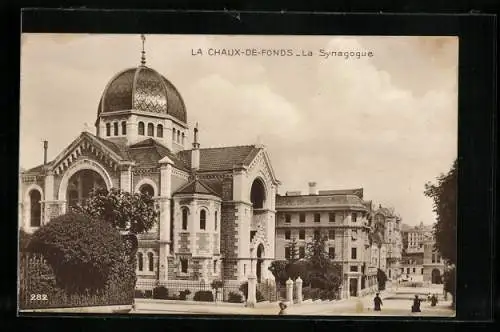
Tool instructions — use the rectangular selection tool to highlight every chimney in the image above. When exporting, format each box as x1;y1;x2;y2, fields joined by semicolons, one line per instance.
43;140;48;165
191;123;200;171
308;182;317;195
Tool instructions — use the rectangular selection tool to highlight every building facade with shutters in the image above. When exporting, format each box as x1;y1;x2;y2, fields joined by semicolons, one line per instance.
274;182;379;298
19;39;280;287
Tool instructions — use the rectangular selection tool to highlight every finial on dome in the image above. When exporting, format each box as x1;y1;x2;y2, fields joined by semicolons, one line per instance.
140;34;146;66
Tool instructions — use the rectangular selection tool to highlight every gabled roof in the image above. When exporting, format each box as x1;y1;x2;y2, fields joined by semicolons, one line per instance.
128;138;188;170
176;145;261;172
174;177;220;197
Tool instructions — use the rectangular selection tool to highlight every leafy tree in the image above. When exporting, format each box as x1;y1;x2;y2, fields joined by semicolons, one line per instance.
443;266;456;307
73;188;158;234
306;231;330;270
27;212;125;294
288;237;299;263
268;260;289;286
72;188;159;255
305;232;342;291
377;268;388;291
424;159;457;265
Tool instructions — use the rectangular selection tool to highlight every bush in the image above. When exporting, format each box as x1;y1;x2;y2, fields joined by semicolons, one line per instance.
134;289;145;298
227;292;244;303
178;289;191;300
27;212;125;294
153;286;168;299
302;287;321;300
144;290;153;298
239;282;265;302
193;290;214;302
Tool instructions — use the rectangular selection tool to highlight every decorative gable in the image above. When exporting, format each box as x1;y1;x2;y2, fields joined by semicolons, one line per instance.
50;132;125;176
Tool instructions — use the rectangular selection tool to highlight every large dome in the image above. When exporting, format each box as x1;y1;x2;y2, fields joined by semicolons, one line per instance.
97;66;187;123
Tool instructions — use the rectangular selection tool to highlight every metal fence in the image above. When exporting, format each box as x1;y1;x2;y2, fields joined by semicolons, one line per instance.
135;280;243;303
19;253;133;309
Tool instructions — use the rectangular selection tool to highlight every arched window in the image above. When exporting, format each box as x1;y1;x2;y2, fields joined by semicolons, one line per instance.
182;132;185;145
139;184;155;197
250;179;266;209
200;210;206;230
172;128;176;141
137;252;144;271
180;258;188;273
106;123;111;136
148;252;154;272
214;211;218;231
177;130;180;142
182;208;188;230
29;190;41;227
113;122;118;136
147;123;154;136
138;122;145;135
121;121;127;135
157;124;163;138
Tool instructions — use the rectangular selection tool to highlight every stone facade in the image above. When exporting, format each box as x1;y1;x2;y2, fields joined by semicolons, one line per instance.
19;54;280;288
275;184;373;299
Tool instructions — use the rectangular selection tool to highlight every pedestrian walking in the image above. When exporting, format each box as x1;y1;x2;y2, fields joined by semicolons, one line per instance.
278;302;288;315
411;295;422;313
373;292;383;311
430;294;438;307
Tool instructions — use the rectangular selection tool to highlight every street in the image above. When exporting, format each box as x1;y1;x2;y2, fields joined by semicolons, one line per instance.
132;284;455;317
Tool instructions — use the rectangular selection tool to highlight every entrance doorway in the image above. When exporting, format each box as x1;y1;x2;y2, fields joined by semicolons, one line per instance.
66;169;106;209
256;243;264;283
349;278;358;297
431;268;442;284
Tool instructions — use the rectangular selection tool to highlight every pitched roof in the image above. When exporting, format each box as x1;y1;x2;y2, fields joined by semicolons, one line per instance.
128;138;188;170
23;163;51;174
177;145;261;172
174;177;220;197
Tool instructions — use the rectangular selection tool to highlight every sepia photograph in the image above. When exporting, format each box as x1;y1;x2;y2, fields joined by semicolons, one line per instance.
18;33;458;317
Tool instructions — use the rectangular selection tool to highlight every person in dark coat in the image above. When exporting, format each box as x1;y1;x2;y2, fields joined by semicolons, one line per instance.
430;294;438;307
373;293;383;311
411;295;422;312
278;302;288;315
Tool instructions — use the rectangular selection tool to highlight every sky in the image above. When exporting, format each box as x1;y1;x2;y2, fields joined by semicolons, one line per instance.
19;34;458;226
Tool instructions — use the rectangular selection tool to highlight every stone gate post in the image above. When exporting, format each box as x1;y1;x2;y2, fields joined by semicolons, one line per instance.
286;278;294;305
295;277;303;304
246;275;257;308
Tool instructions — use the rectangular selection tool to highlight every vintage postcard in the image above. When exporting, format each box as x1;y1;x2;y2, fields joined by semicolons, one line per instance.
18;33;458;317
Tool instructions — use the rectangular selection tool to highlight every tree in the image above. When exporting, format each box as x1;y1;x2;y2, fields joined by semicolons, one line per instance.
268;260;289;286
377;268;388;291
443;266;456;307
424;159;457;265
73;188;158;234
72;188;159;255
27;212;126;294
288;237;299;263
306;231;330;270
306;231;342;291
